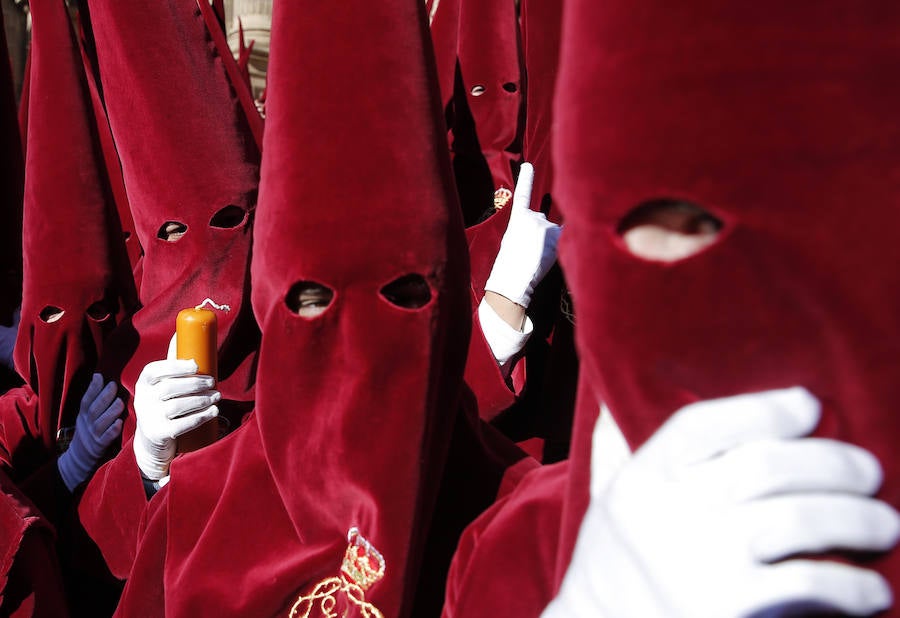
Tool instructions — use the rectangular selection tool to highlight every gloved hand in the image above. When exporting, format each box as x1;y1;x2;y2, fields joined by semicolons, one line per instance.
544;387;900;618
0;307;20;371
483;163;562;308
57;373;124;492
132;334;220;481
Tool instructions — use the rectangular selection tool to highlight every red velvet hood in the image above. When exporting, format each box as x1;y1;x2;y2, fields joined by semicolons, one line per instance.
86;0;261;414
252;0;469;610
554;0;900;594
149;0;471;616
457;0;522;192
11;0;137;459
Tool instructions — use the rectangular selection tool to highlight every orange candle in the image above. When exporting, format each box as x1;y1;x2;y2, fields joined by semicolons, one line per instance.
175;305;219;453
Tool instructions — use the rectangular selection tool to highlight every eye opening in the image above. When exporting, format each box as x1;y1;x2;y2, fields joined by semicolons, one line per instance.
380;274;432;310
617;198;723;263
86;301;111;322
39;305;65;323
502;82;518;93
157;221;188;242
285;281;334;319
209;205;248;229
470;84;486;97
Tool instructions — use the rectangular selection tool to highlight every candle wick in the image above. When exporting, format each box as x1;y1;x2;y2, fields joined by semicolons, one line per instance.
195;298;232;312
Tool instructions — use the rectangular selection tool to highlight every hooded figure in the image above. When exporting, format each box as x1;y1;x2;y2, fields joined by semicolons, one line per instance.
0;0;138;485
77;0;262;578
448;2;900;617
111;0;473;615
0;0;139;613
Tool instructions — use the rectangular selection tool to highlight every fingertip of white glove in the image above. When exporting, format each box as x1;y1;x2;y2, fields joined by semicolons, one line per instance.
512;162;535;209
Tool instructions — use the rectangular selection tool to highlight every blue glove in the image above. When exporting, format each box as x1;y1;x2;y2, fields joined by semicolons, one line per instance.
0;307;20;371
57;373;125;492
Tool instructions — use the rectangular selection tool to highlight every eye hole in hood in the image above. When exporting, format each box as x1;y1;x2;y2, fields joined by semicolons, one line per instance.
617;199;723;263
286;281;334;319
380;274;432;310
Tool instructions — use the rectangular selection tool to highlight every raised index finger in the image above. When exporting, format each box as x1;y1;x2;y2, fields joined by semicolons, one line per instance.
512;162;535;211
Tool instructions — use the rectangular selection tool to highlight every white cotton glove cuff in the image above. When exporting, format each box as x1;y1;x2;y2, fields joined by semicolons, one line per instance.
133;429;175;482
477;298;533;366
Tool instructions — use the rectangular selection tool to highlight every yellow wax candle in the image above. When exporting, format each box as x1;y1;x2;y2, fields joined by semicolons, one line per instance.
175;305;219;453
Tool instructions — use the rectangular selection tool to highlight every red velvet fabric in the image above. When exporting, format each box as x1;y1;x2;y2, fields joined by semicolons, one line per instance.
0;469;68;617
75;5;142;274
78;0;261;578
0;0;137;482
113;1;478;616
457;0;522;193
462;0;575;463
553;0;900;604
441;461;565;617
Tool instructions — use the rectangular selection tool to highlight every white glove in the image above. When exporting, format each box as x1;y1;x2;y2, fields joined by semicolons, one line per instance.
544;387;900;618
57;373;124;492
0;307;20;371
132;334;220;481
483;163;562;308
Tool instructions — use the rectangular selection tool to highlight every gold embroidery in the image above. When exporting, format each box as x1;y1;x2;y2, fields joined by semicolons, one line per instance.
493;187;513;210
288;528;385;618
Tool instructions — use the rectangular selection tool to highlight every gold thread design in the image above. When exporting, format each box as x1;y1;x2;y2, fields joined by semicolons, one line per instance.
288;528;385;618
493;187;513;210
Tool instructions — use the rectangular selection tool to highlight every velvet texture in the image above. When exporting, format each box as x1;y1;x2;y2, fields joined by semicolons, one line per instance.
0;469;68;617
0;0;137;482
457;0;523;288
457;0;521;193
554;0;900;602
113;0;472;616
78;0;262;577
441;461;566;617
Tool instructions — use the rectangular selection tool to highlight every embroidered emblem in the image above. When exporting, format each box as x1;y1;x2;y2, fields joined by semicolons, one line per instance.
288;527;385;618
493;187;513;210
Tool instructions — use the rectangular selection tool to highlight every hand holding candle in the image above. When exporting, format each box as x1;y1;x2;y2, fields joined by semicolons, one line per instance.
175;301;222;452
131;299;228;481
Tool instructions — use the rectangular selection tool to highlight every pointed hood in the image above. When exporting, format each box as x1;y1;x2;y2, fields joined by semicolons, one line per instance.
553;0;900;589
150;0;471;615
13;0;137;457
85;0;261;421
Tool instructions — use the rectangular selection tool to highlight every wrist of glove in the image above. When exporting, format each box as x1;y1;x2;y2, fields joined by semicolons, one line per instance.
547;387;900;618
57;373;124;492
133;427;177;482
484;163;562;308
132;341;220;481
